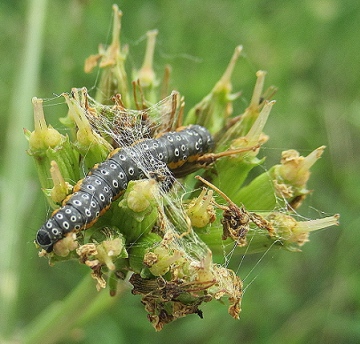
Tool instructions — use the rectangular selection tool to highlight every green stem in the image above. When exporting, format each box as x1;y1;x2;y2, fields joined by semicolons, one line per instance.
0;0;48;337
75;277;126;326
23;275;122;344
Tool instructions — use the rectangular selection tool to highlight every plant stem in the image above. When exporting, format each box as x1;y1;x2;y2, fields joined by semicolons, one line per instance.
0;0;48;337
23;275;123;344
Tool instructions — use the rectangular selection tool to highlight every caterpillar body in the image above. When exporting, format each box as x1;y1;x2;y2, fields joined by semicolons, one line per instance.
36;125;214;252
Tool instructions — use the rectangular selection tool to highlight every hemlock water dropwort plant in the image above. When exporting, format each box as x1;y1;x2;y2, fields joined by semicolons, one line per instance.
25;5;339;331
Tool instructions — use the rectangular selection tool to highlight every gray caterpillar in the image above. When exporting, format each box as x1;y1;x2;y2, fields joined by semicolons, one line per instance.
36;125;214;252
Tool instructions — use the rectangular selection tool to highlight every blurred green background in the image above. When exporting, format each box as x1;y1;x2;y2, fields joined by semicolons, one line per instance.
1;0;359;343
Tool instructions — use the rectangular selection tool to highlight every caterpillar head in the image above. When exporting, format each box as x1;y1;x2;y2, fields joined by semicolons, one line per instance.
35;219;63;252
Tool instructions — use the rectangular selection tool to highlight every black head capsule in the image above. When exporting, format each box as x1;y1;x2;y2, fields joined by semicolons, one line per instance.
35;218;64;252
35;229;54;253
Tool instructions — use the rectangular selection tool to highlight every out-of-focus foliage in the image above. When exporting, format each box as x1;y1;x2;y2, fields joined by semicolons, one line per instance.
1;0;359;343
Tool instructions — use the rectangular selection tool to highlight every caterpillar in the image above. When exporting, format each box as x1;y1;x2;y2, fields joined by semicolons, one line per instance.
36;125;214;252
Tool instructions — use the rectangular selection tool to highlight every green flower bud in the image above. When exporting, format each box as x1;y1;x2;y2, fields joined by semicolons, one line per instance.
185;46;242;134
48;161;72;203
217;70;272;149
28;98;62;150
84;5;130;106
75;230;127;290
50;232;78;258
208;101;274;200
114;180;159;242
266;212;340;252
144;241;185;277
236;146;326;210
95;238;127;271
185;188;216;228
63;88;113;169
26;97;80;191
132;30;159;104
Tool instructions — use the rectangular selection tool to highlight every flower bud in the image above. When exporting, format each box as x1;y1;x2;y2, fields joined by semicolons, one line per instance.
236;146;326;210
185;188;216;228
63;88;113;169
217;70;273;149
26;97;80;191
185;46;243;134
266;212;340;251
84;5;130;106
133;30;159;103
211;101;274;200
115;180;159;242
48;161;73;203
